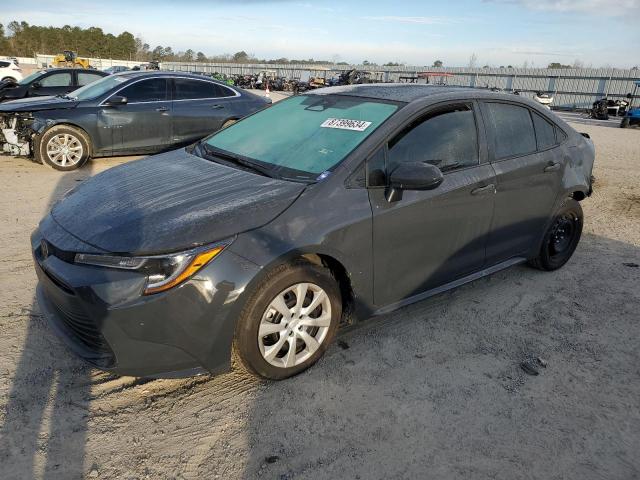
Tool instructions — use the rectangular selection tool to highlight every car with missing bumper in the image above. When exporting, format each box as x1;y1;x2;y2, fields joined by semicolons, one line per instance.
32;84;594;380
0;71;270;170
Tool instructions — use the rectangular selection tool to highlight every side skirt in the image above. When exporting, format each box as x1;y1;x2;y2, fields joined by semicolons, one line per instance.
373;256;527;317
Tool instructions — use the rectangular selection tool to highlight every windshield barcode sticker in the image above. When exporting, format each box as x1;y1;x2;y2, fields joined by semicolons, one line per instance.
320;118;372;131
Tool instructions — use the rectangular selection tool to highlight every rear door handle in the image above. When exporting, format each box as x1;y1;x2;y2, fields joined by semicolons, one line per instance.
544;162;561;172
211;104;224;109
471;184;496;196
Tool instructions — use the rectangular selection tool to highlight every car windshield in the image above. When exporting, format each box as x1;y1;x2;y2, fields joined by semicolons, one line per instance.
204;94;399;180
18;70;46;85
70;74;129;100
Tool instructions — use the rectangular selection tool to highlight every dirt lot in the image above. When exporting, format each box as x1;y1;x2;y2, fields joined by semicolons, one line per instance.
0;119;639;480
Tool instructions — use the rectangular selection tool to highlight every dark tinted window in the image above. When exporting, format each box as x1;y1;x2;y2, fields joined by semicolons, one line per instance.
532;111;556;150
555;127;567;143
486;103;536;159
0;61;10;68
388;105;478;172
77;72;105;86
175;78;224;99
40;72;72;87
120;78;168;102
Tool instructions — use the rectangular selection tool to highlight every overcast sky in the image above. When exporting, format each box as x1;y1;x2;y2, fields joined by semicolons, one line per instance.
2;0;639;67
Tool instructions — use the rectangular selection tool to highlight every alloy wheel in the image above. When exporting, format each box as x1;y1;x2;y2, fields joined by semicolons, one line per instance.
258;282;331;368
46;133;83;167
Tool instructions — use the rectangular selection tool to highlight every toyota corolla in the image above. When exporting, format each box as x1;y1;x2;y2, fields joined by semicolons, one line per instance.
32;84;594;379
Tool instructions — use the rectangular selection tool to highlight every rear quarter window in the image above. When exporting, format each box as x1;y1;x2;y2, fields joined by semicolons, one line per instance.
485;102;536;159
531;111;556;150
0;61;10;68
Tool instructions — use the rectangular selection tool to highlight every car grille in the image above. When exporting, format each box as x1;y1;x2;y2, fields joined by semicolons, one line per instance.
40;267;115;366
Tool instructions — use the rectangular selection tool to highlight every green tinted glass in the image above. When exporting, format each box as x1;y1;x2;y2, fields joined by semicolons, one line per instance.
206;95;398;176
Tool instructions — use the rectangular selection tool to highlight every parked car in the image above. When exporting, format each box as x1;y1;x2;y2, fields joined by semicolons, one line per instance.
103;65;130;74
0;59;23;83
32;84;594;380
0;71;271;169
0;68;108;102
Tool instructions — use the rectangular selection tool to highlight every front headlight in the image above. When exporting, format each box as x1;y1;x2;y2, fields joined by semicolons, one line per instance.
74;243;228;295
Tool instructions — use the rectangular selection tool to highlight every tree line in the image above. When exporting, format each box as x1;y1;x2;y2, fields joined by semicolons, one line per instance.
0;21;336;64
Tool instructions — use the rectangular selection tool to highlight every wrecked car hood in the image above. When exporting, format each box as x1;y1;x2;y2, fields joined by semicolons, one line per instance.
0;96;79;112
49;148;305;254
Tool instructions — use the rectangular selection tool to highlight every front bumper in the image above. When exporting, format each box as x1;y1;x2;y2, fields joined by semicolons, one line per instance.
32;226;261;378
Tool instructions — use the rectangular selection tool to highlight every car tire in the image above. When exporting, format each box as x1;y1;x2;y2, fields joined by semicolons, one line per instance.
620;117;630;128
36;125;91;171
1;76;17;83
529;198;583;271
233;260;342;380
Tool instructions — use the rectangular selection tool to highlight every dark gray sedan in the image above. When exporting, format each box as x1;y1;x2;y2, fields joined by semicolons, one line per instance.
32;84;594;379
0;71;270;170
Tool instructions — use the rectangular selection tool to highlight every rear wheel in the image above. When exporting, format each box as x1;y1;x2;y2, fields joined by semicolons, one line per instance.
234;261;342;379
529;198;583;271
36;125;91;171
1;76;17;83
620;117;630;128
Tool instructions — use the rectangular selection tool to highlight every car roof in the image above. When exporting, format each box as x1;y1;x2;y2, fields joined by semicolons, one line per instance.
308;83;522;105
112;71;216;80
39;68;108;75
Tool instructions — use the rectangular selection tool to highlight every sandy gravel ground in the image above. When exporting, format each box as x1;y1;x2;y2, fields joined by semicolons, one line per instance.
0;119;639;480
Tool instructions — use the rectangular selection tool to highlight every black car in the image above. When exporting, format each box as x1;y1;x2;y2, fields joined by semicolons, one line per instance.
0;68;108;102
0;71;271;170
32;84;595;380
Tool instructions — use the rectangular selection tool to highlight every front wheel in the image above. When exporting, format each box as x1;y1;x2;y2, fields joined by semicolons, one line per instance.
529;198;583;271
234;261;342;379
36;125;91;171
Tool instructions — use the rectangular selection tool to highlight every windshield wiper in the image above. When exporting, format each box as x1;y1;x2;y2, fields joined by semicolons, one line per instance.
201;143;276;179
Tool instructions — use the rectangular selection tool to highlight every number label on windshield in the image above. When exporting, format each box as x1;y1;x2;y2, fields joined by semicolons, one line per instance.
320;118;372;132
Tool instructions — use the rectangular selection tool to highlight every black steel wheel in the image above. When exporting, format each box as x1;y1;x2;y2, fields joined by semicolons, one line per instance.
529;198;583;271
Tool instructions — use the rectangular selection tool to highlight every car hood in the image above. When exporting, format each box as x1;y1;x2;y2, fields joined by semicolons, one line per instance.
0;95;79;112
49;148;305;255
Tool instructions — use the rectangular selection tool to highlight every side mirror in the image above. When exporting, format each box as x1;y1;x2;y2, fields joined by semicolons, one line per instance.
386;162;444;202
104;95;127;106
31;82;41;89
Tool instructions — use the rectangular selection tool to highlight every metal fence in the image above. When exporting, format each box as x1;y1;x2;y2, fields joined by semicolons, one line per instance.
163;62;640;109
5;54;141;69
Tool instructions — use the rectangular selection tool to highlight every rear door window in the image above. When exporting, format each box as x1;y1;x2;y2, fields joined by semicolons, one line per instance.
40;72;72;87
174;79;223;100
119;78;169;103
0;61;10;68
531;111;556;150
77;72;105;87
485;102;536;159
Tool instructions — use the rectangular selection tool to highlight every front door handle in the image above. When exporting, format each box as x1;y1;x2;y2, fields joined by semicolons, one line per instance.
211;104;224;109
471;184;496;196
544;162;561;172
155;106;169;115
